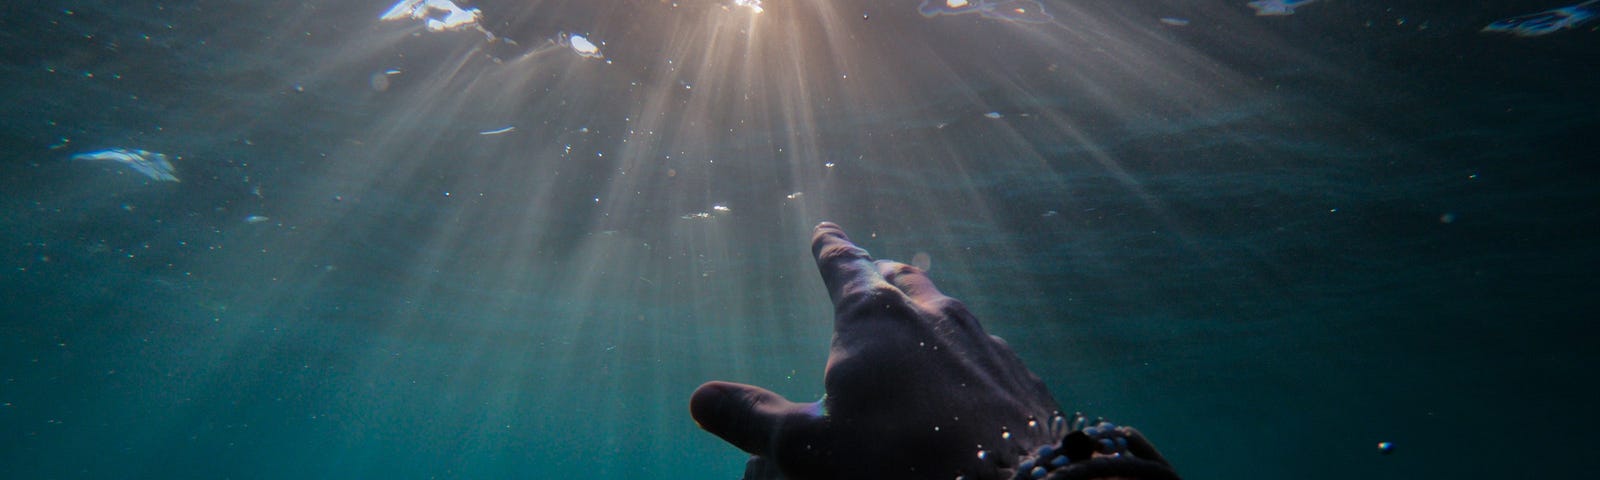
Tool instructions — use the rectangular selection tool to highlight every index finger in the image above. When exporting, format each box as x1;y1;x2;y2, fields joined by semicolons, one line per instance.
811;222;890;308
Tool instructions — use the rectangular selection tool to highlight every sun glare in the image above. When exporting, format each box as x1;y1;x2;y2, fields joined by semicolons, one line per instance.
236;0;1275;382
200;3;1277;471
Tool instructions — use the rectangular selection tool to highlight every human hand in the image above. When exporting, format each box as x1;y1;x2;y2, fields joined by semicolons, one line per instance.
691;223;1179;480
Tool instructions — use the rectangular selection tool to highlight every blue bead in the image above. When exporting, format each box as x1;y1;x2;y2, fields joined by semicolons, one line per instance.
1035;444;1055;458
1050;455;1069;467
1098;438;1115;452
1030;466;1047;479
1018;459;1035;472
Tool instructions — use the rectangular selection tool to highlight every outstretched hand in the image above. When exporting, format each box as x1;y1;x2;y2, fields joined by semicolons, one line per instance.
691;223;1178;480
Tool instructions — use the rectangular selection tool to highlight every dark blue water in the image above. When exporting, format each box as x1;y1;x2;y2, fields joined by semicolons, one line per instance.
3;1;1596;478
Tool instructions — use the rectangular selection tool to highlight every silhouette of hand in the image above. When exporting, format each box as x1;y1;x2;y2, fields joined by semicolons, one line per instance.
691;223;1179;480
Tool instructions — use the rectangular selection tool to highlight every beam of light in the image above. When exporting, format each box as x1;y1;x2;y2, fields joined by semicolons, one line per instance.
278;0;1252;422
89;1;1351;476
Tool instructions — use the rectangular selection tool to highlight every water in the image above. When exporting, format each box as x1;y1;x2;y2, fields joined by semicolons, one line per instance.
2;1;1596;478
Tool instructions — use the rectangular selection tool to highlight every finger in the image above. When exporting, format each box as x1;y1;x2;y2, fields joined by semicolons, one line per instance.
689;381;823;456
1118;426;1174;467
875;260;947;309
811;222;888;307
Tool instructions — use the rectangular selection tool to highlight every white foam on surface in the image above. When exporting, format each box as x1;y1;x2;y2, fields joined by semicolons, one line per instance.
380;0;483;33
1247;0;1317;16
71;148;179;182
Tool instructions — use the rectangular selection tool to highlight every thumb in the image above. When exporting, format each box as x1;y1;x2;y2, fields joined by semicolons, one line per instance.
690;381;823;456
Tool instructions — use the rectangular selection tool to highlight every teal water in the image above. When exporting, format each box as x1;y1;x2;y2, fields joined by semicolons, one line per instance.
2;1;1596;478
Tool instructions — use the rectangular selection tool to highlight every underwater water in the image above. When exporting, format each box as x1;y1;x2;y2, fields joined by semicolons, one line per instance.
2;0;1596;478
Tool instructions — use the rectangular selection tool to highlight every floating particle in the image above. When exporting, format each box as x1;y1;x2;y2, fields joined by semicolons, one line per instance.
984;112;1004;119
1377;441;1395;454
567;34;604;59
245;215;270;224
71;148;179;182
786;192;804;200
478;126;516;135
1160;17;1190;26
911;252;932;272
370;71;393;91
712;204;731;213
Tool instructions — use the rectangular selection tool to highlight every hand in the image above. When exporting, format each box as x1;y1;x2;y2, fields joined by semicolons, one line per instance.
691;223;1179;480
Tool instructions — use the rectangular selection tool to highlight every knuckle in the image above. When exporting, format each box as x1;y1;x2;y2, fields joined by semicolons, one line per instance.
815;242;869;264
835;283;904;313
